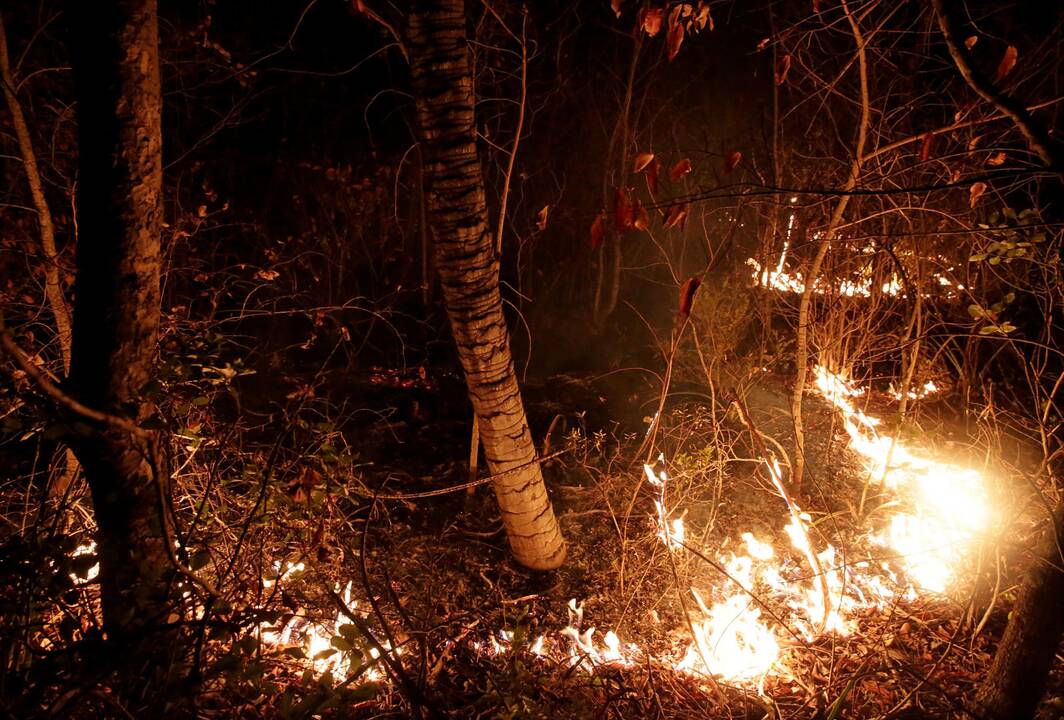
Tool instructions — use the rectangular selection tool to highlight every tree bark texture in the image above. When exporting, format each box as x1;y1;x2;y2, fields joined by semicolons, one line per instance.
974;503;1064;719
404;0;565;570
66;0;173;638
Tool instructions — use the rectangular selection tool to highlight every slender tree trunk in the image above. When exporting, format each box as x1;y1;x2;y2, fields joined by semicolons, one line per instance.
0;15;82;499
404;0;565;570
931;2;1064;715
974;503;1064;719
66;0;174;639
0;16;72;370
790;0;870;492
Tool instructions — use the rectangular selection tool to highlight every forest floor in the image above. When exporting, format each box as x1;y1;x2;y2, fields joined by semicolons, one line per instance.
4;343;1061;719
185;356;1056;720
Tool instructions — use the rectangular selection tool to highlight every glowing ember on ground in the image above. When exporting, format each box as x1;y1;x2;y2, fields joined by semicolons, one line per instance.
260;579;399;680
70;541;100;585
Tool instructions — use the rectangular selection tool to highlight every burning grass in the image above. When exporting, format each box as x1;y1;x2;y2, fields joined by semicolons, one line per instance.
1;362;1043;718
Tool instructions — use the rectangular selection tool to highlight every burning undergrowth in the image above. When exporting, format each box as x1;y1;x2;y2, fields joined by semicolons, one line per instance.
3;361;1029;718
242;370;1008;717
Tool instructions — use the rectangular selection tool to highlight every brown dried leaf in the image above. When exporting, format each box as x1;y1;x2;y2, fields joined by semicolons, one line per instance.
964;35;978;50
919;132;934;162
969;181;987;208
775;54;792;85
667;17;685;61
535;205;550;231
723;151;742;174
986;151;1006;166
633;152;656;173
634;202;650;231
639;7;663;37
694;2;713;31
611;0;623;18
995;45;1017;83
669;158;693;182
591;212;607;249
663;204;689;229
678;276;702;317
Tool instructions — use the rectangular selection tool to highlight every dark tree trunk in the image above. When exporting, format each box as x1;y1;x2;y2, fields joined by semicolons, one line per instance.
404;0;565;570
930;3;1064;716
66;0;173;640
974;503;1064;719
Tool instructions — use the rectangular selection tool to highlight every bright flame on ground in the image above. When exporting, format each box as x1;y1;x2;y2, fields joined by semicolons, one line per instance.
813;366;992;593
747;248;963;299
252;365;991;692
260;577;398;680
545;366;992;688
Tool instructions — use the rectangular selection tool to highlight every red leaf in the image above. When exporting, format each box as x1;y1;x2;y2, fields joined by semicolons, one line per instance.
775;54;792;85
667;21;685;61
663;204;689;229
591;212;607;249
535;205;550;231
812;0;820;13
995;45;1017;83
632;152;655;173
611;0;623;18
969;181;987;208
639;7;663;36
723;151;742;174
614;187;634;231
694;2;713;31
678;276;701;317
964;35;978;50
987;151;1006;166
668;158;693;182
645;159;660;195
633;201;650;231
918;132;934;162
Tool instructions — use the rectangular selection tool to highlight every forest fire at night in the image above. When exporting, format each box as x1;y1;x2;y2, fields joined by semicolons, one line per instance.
1;0;1062;718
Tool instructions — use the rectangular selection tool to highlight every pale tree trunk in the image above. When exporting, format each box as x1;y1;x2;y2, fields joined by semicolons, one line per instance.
66;0;175;640
790;0;870;493
404;0;565;570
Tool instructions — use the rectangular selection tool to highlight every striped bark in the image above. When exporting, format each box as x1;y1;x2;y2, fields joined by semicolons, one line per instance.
67;0;173;638
404;0;565;570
